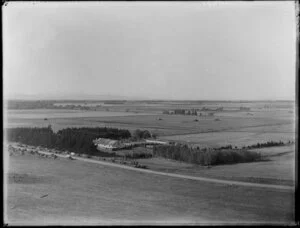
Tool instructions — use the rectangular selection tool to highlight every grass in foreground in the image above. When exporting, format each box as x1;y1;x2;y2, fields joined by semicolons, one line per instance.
5;151;294;225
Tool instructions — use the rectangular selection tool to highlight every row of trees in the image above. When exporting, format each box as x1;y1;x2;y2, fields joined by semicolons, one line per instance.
163;106;257;115
153;144;262;166
103;100;126;104
55;105;94;110
163;109;198;115
210;140;291;151
162;109;217;116
119;150;153;159
243;140;289;149
6;126;131;156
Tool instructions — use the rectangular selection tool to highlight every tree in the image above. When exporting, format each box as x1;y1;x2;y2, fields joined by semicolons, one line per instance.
142;130;151;139
133;129;142;140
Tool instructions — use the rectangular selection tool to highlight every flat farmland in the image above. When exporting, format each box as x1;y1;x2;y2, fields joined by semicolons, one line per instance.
160;130;295;148
158;113;295;147
214;109;295;121
5;152;295;225
4;109;158;133
5;108;294;138
227;124;295;133
5;109;154;119
4;104;295;150
5;116;293;137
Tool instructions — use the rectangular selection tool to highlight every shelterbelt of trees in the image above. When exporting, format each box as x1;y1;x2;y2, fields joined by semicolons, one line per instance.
6;126;131;156
153;144;263;166
153;139;293;166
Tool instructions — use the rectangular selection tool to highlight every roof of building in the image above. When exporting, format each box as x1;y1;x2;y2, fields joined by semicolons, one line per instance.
93;138;121;147
145;139;168;144
94;138;169;149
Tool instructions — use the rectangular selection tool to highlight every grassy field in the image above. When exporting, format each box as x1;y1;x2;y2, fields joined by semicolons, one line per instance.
214;109;295;121
6;109;154;119
5;151;295;225
5;109;294;137
160;130;295;148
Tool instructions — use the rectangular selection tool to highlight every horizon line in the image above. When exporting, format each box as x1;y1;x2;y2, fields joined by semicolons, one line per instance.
4;98;295;102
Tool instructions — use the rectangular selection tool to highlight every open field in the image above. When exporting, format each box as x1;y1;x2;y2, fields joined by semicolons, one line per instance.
160;130;295;148
4;150;295;225
5;109;155;119
214;109;295;121
5;107;295;138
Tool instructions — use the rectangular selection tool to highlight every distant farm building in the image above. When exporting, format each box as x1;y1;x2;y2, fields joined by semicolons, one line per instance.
145;139;169;145
93;138;146;152
93;138;124;151
93;138;170;152
123;141;146;148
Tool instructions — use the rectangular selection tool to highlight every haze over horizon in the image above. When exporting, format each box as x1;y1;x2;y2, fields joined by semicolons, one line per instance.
3;2;297;101
3;93;296;101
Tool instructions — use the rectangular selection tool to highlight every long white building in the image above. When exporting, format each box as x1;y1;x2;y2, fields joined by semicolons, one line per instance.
93;138;170;152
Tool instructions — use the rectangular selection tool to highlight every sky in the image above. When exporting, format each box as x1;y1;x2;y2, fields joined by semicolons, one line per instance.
3;1;297;100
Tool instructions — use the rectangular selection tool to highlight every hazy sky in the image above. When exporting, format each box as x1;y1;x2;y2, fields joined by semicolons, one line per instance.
3;1;297;100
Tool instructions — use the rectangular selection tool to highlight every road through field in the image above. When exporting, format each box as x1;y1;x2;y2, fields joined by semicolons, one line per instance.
12;145;294;191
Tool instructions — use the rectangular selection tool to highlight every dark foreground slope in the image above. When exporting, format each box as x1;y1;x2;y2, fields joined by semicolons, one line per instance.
5;153;294;225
